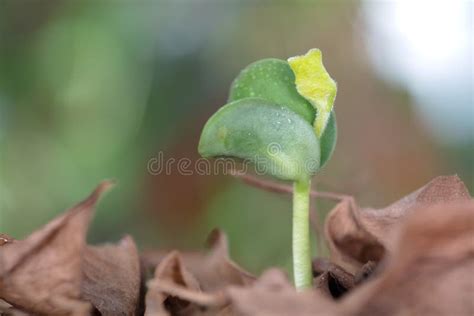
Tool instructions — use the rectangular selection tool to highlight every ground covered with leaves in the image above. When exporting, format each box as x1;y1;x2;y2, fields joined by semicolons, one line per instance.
0;175;472;315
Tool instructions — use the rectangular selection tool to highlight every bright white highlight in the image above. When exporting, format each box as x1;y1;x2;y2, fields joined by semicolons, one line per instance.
363;0;473;144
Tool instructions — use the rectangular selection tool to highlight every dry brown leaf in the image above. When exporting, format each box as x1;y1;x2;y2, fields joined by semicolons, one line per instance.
81;235;141;316
146;251;201;316
142;229;255;292
339;201;474;316
0;299;30;316
0;181;113;315
193;229;255;291
312;259;355;299
145;251;229;316
227;268;337;316
143;230;255;316
353;260;377;285
312;259;376;300
1;175;470;316
325;175;471;273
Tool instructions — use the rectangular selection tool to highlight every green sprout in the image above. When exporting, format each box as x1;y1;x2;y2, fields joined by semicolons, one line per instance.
198;48;337;289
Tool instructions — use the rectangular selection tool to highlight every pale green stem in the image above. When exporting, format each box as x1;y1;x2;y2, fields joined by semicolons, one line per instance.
292;178;312;289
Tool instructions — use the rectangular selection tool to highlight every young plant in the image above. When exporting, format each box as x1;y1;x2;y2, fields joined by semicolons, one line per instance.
198;49;337;289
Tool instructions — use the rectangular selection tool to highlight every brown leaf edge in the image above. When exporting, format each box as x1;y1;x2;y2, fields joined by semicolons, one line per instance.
325;175;471;273
227;200;474;316
81;235;141;316
0;181;113;315
145;251;228;316
312;258;355;299
144;230;255;315
227;268;336;316
338;201;474;316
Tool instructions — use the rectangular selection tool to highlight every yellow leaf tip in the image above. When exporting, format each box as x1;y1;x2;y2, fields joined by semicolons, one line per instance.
287;48;337;137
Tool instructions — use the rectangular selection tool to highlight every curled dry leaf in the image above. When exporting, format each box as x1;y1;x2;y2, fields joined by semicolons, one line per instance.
0;181;113;316
195;229;255;291
312;259;376;300
142;229;255;291
81;235;141;316
312;259;354;299
145;251;228;316
1;175;471;316
227;268;337;316
144;230;255;316
325;175;471;273
145;251;199;316
339;201;474;316
278;200;474;316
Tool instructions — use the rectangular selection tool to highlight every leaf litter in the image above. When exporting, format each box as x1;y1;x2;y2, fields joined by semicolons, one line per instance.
0;175;472;315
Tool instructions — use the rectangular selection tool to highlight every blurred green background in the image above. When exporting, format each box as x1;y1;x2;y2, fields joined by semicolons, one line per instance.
1;0;472;274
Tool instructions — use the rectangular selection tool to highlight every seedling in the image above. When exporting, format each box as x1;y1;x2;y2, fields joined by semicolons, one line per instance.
198;49;337;289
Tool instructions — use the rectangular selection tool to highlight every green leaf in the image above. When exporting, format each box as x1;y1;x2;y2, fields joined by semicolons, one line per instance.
229;58;315;124
198;98;320;181
288;49;337;138
228;56;336;169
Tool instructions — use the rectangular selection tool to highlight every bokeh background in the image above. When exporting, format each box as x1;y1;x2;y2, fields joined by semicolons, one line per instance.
1;0;472;274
